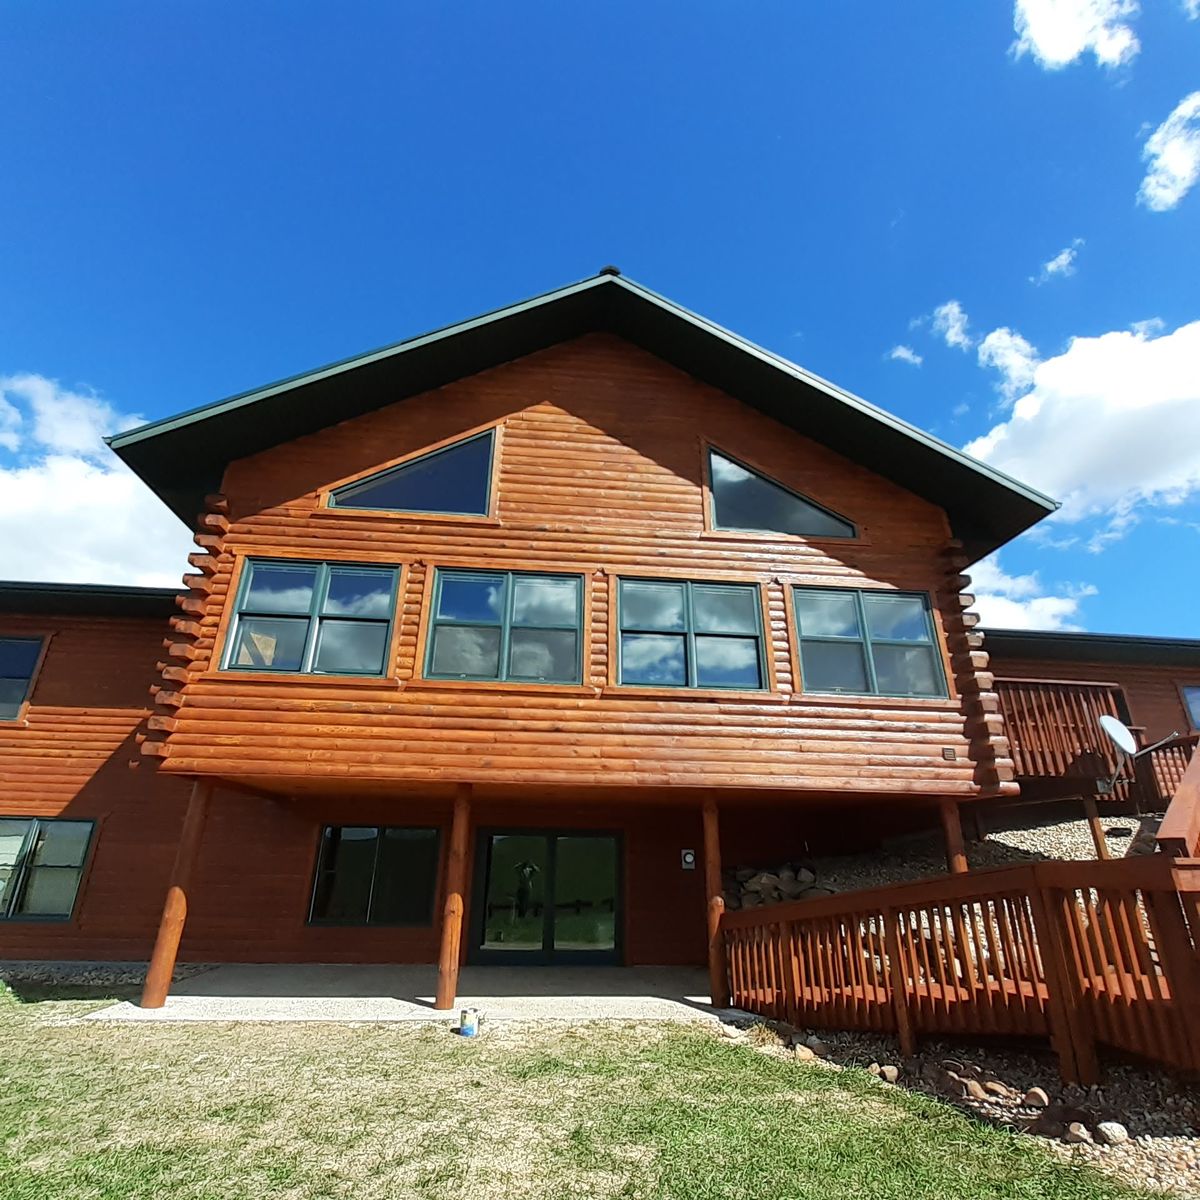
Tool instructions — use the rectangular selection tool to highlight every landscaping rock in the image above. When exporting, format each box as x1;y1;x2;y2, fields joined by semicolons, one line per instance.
805;1034;831;1057
983;1080;1014;1099
879;1065;901;1084
1095;1121;1130;1146
1064;1122;1094;1145
1023;1086;1050;1108
793;1044;816;1062
964;1080;988;1101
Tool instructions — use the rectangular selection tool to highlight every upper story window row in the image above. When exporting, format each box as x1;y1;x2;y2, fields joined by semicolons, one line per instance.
325;429;855;541
221;558;945;699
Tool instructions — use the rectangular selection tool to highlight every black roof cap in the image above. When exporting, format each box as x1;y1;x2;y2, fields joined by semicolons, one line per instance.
0;581;178;619
986;628;1200;668
107;271;1057;561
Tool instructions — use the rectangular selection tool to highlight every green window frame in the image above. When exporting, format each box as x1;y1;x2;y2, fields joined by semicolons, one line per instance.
792;586;947;698
707;447;856;540
223;559;400;676
0;637;44;720
328;429;496;517
308;825;441;927
425;569;583;684
0;817;94;922
616;578;767;690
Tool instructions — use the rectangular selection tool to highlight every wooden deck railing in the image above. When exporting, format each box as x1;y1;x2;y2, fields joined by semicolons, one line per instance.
1157;740;1200;858
1140;734;1200;813
994;677;1125;783
721;855;1200;1082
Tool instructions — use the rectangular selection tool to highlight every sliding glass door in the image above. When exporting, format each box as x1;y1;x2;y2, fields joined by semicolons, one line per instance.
471;830;620;964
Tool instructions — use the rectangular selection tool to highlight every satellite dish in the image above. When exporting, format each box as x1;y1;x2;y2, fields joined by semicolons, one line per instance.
1099;714;1137;757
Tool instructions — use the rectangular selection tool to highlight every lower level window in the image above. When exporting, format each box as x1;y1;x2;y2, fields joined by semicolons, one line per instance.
309;826;439;926
0;818;93;920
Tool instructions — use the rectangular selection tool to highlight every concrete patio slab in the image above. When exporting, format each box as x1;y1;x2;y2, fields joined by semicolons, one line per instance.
85;964;721;1024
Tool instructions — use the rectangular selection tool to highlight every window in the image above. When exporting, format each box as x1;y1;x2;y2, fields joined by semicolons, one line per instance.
425;569;582;684
617;578;765;689
1184;686;1200;730
225;560;398;675
309;826;439;925
0;818;93;920
329;429;495;516
0;638;43;720
793;587;946;698
708;448;854;539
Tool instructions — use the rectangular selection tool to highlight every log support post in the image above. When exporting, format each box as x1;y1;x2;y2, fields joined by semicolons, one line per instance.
702;797;730;1009
1082;797;1112;860
940;799;969;875
435;784;472;1010
141;780;213;1008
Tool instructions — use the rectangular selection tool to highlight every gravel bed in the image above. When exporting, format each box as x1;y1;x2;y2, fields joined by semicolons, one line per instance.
0;960;211;990
809;813;1148;895
724;1018;1200;1197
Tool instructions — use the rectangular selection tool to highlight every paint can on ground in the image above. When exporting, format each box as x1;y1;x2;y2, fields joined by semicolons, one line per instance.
459;1007;479;1037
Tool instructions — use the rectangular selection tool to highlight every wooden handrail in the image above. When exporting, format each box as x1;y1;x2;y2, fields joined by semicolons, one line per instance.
720;854;1200;1082
1157;739;1200;858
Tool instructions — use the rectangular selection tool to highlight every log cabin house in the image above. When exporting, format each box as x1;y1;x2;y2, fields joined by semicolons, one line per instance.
1;270;1196;1009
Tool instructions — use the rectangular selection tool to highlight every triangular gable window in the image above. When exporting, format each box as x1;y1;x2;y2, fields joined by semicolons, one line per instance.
330;429;495;516
708;448;855;539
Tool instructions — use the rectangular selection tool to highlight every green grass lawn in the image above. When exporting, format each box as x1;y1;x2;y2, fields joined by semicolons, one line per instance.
0;985;1157;1200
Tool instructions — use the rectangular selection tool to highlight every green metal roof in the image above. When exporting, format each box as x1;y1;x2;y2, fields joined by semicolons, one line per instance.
986;628;1200;668
107;271;1058;561
0;581;178;618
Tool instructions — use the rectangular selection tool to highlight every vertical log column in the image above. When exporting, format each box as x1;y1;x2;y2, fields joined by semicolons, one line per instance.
702;797;730;1008
435;784;472;1010
141;780;213;1008
1082;798;1112;860
939;798;969;875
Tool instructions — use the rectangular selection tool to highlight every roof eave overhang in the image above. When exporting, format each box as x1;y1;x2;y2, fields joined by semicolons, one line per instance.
0;581;179;619
107;274;1056;560
985;628;1200;668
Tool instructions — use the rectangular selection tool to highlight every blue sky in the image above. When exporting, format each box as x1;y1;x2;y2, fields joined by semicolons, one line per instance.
1;2;1198;635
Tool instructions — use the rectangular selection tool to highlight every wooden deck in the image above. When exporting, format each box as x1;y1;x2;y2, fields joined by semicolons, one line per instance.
722;854;1200;1081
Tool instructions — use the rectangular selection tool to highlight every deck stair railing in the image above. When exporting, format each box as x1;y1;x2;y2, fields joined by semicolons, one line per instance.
1156;739;1200;859
1141;734;1200;816
721;854;1200;1082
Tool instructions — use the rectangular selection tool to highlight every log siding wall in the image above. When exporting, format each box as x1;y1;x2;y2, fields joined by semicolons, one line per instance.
0;612;192;959
142;334;1010;797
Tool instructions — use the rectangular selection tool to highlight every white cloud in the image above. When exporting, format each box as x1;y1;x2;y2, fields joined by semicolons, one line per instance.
1011;0;1140;69
1138;91;1200;212
977;327;1041;402
888;344;923;366
932;300;972;350
970;556;1096;631
0;394;20;452
965;319;1200;547
0;373;191;585
1031;238;1084;284
1184;0;1199;18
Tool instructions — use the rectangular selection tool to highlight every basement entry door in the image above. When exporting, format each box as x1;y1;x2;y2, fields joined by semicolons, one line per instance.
469;831;620;964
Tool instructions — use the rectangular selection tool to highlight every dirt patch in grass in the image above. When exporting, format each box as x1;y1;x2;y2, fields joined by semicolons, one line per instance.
0;989;1160;1200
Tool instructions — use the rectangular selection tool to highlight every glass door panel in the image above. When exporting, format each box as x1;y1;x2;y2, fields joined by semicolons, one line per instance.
553;837;616;952
480;834;548;952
